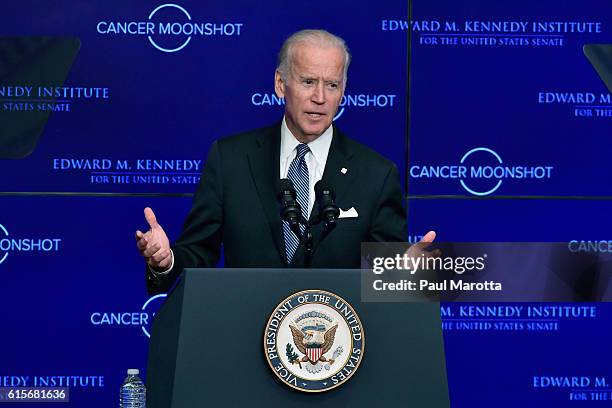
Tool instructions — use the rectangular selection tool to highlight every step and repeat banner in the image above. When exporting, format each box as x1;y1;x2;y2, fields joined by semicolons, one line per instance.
0;0;610;406
406;0;612;406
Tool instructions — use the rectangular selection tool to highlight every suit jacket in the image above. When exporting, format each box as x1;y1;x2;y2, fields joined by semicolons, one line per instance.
147;122;406;294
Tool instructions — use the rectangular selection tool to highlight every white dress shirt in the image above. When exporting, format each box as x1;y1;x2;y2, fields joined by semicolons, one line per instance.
279;116;333;218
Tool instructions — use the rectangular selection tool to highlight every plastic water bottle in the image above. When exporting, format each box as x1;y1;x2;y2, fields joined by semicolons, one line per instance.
120;369;146;408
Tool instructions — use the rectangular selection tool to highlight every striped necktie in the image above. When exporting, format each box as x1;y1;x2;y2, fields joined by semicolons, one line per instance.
283;143;310;264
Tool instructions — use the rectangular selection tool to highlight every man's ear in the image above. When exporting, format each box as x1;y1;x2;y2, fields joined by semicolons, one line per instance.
274;70;285;98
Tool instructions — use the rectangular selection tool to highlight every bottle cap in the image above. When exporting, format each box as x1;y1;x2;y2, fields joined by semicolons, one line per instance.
127;369;140;375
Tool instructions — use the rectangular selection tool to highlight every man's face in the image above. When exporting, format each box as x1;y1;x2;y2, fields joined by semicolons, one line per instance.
275;42;345;143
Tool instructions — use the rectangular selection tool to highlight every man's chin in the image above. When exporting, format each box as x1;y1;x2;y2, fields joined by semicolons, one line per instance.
302;123;331;137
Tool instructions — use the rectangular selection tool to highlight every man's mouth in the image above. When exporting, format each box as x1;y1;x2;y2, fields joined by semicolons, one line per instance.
305;112;326;119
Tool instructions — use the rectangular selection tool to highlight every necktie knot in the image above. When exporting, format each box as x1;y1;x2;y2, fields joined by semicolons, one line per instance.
295;143;310;160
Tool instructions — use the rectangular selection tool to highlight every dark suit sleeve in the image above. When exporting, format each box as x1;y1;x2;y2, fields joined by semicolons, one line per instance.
367;162;407;242
146;141;224;294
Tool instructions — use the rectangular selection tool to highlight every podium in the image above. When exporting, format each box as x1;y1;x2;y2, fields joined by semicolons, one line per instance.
146;269;449;407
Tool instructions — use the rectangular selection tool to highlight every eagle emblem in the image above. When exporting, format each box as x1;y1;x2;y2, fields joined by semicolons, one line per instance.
286;311;342;373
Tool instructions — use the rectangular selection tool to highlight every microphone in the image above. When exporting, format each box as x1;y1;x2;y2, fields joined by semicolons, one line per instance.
314;180;340;227
277;178;302;230
278;179;312;266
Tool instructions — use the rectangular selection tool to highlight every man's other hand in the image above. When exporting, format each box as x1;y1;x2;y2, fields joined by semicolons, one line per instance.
405;230;440;260
135;207;172;271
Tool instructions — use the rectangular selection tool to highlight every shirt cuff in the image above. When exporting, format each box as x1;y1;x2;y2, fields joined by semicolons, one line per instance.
149;249;174;276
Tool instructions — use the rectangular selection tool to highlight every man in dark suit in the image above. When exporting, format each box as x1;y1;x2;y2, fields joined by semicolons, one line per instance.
136;29;433;294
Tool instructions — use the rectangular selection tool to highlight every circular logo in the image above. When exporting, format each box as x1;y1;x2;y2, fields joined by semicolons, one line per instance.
460;147;503;196
263;289;365;393
148;3;192;53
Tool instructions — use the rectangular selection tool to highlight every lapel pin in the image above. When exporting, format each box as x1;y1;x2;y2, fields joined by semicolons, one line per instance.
341;167;348;174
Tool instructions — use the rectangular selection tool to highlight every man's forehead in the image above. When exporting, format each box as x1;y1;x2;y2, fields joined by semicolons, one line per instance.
292;42;344;62
290;44;345;79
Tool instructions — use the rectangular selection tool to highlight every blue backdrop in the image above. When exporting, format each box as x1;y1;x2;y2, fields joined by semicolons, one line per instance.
0;0;611;406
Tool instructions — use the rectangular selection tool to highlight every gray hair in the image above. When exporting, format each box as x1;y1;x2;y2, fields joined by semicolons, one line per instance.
277;29;351;86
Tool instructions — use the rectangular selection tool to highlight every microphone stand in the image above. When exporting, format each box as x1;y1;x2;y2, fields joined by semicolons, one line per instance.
301;216;314;268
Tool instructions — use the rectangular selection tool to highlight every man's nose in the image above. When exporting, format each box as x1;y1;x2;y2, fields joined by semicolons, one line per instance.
311;83;326;104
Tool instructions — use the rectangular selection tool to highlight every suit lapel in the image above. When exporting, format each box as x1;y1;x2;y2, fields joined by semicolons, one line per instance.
247;124;286;265
307;126;356;256
311;125;355;221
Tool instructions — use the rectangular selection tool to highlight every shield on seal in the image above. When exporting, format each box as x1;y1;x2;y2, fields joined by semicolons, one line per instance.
306;346;323;363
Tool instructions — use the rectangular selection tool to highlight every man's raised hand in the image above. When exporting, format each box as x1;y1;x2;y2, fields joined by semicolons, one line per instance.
135;207;172;271
404;230;440;260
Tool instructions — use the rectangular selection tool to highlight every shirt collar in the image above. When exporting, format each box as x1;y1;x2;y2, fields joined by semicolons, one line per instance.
280;116;333;166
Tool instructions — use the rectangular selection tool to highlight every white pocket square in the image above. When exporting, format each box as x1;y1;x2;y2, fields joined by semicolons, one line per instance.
339;207;359;218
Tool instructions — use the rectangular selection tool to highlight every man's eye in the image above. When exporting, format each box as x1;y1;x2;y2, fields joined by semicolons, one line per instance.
303;79;314;85
327;83;339;89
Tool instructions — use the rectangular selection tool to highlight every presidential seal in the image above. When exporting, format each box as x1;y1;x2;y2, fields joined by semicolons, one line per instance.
263;289;365;392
